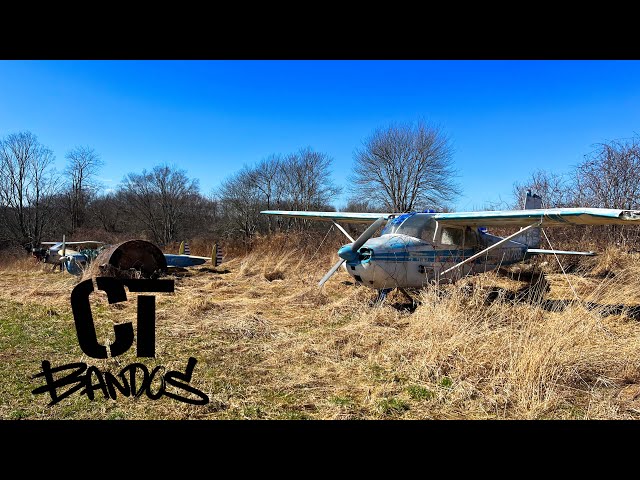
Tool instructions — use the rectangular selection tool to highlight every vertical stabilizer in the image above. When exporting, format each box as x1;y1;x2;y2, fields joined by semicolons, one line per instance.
514;190;542;247
525;189;542;209
178;241;190;255
212;243;223;267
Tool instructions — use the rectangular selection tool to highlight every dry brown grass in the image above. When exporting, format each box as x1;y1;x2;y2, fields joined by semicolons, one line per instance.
2;239;640;419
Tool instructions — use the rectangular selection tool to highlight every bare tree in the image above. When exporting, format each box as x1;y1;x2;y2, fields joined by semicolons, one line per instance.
342;198;383;213
281;147;341;213
216;148;341;238
349;121;458;212
90;191;123;233
574;136;640;209
0;132;59;249
269;147;340;232
119;165;200;245
63;146;104;232
248;154;284;233
571;136;640;247
511;169;574;209
218;166;264;240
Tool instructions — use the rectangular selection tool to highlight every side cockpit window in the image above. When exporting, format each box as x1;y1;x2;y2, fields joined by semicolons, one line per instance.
381;214;437;242
440;227;464;246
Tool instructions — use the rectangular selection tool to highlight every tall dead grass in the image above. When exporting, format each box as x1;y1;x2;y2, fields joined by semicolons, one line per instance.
210;242;640;418
2;239;640;419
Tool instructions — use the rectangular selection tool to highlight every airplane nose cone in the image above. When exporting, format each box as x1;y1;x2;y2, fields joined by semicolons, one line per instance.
338;244;358;262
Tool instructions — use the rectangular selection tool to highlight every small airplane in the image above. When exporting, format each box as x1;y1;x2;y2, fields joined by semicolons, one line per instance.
36;236;106;274
36;237;223;275
262;191;640;301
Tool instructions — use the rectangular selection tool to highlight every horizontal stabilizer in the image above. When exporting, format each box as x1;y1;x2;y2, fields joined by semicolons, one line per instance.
527;248;596;256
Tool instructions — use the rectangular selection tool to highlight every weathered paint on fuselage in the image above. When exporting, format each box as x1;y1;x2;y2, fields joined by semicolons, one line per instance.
342;232;528;289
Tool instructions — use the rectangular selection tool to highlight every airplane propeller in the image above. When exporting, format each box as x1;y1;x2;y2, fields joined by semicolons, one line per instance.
318;216;386;287
58;234;69;271
55;234;78;272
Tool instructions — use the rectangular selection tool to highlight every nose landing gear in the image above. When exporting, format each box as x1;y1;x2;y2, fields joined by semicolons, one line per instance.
371;287;419;309
372;288;393;306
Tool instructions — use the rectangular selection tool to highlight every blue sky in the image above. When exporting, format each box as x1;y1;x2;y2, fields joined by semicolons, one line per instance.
1;60;639;211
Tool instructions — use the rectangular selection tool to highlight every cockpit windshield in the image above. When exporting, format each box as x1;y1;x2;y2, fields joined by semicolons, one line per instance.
381;213;437;242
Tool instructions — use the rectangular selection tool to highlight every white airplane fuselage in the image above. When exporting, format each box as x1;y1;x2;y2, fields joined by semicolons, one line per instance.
338;213;530;289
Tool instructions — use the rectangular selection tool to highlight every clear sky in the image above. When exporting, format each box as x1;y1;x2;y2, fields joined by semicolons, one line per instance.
1;60;639;211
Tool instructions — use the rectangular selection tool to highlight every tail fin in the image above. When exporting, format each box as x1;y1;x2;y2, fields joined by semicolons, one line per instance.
514;190;542;247
524;189;542;209
212;243;223;267
178;240;190;255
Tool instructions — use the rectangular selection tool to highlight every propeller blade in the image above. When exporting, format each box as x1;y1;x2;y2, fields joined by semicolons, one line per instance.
61;234;66;257
318;258;345;287
351;216;386;251
319;217;385;287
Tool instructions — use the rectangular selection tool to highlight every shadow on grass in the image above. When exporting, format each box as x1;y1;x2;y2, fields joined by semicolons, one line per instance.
485;270;640;320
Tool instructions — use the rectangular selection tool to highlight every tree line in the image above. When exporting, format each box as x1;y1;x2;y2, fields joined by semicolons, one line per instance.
2;123;640;254
0;120;457;253
0;134;353;252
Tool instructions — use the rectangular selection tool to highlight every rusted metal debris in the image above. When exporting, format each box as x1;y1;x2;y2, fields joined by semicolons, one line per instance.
92;239;168;279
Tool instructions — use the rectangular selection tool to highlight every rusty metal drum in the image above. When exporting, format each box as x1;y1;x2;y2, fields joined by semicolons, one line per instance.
93;239;168;279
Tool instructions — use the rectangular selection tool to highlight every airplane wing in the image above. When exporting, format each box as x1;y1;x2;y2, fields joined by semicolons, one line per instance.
434;208;640;227
42;241;106;245
260;210;395;224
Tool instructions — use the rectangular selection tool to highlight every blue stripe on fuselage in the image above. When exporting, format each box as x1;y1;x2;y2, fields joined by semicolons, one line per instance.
369;247;525;264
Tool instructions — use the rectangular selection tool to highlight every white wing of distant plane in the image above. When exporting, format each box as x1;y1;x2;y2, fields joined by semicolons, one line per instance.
433;208;640;227
260;210;395;224
41;241;106;245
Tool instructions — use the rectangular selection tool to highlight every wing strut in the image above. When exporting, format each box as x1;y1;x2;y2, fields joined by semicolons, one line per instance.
332;220;355;242
441;222;540;275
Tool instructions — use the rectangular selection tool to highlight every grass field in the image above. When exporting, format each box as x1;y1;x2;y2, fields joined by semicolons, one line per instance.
2;235;640;419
